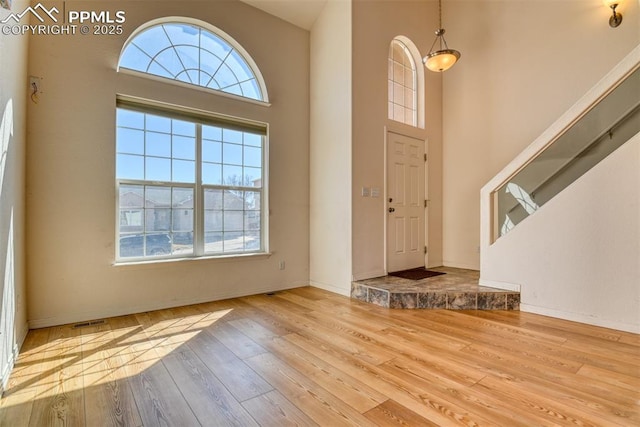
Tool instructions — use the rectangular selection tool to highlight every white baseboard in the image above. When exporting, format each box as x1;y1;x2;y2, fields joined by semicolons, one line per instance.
442;261;480;271
28;282;309;329
1;321;29;395
351;269;386;281
309;280;350;297
521;303;640;334
479;278;521;292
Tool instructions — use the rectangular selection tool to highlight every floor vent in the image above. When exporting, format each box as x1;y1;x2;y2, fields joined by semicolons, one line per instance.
73;319;106;328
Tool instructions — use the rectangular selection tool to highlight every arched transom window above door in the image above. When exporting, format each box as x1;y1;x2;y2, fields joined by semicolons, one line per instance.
388;37;424;129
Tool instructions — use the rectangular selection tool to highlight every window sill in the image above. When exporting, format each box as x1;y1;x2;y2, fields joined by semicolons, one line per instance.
113;252;272;268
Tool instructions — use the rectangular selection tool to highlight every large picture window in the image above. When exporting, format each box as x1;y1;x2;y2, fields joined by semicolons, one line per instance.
117;19;268;261
116;106;265;260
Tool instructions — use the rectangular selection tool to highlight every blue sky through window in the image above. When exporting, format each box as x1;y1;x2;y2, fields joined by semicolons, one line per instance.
119;23;263;101
116;109;263;188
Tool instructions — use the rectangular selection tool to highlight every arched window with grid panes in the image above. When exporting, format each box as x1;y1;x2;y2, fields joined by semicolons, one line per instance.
388;38;417;127
119;21;267;102
116;19;268;261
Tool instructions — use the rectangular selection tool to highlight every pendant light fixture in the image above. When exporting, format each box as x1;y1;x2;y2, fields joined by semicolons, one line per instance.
423;0;461;72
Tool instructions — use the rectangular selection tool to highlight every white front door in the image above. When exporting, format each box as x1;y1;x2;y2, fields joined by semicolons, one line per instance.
386;132;426;272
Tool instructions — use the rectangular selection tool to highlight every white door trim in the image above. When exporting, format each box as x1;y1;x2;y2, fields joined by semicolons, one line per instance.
384;128;428;273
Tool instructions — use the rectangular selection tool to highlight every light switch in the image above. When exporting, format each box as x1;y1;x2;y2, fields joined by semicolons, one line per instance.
371;187;380;198
361;187;370;197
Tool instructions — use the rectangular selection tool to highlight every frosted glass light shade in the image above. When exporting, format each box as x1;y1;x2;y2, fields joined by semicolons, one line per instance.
423;49;461;72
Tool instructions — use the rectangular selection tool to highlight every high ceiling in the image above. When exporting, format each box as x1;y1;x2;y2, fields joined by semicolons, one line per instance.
240;0;328;30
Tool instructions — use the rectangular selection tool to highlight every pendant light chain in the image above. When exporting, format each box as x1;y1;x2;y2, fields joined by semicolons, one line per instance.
423;0;461;72
438;0;444;50
428;0;442;54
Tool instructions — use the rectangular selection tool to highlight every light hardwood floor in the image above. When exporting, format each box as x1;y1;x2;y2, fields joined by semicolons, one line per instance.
1;286;638;426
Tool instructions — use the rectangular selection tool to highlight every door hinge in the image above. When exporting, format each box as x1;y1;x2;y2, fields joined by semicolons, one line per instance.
424;200;428;208
424;153;427;162
424;246;428;254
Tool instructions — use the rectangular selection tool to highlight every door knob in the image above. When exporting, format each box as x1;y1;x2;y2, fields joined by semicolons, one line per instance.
388;207;395;213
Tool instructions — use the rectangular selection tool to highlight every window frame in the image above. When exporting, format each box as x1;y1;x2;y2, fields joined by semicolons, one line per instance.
387;37;425;130
388;39;418;127
115;98;269;263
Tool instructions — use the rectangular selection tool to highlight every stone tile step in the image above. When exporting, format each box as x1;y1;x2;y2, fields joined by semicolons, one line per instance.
351;267;520;311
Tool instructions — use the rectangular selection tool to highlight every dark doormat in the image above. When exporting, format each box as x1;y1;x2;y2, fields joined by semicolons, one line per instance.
388;268;446;280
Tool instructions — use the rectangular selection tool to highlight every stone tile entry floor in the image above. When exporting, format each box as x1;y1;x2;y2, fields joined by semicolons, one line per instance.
351;266;520;310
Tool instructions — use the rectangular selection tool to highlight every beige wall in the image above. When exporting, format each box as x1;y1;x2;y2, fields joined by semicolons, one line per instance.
443;0;640;269
15;0;640;331
26;0;310;327
309;0;352;295
351;0;443;280
0;0;29;387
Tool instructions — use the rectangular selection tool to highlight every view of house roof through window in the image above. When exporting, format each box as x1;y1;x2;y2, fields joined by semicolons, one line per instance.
119;22;264;101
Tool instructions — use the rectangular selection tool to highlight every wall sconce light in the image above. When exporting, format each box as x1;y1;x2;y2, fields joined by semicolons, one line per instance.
603;0;623;28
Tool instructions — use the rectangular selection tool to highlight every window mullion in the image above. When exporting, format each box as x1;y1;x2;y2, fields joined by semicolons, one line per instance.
116;105;265;261
142;186;147;255
195;124;204;255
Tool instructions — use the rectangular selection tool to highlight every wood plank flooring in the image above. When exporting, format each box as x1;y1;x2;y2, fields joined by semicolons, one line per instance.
0;286;638;426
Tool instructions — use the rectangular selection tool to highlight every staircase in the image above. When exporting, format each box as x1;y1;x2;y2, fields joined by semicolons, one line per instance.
493;65;640;239
479;46;640;333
